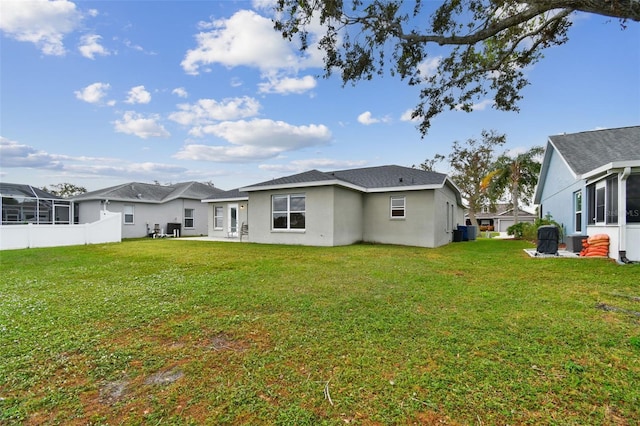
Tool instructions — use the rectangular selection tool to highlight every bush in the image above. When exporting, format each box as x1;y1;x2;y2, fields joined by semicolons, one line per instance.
508;214;563;241
507;222;530;239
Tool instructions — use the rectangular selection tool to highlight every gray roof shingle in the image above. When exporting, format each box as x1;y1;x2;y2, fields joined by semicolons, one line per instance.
0;183;62;199
549;126;640;175
244;165;446;191
72;181;226;203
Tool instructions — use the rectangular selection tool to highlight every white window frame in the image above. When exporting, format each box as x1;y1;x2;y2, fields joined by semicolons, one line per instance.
123;205;134;224
573;190;582;233
214;206;223;230
591;176;619;225
184;208;195;229
390;196;406;219
272;194;306;231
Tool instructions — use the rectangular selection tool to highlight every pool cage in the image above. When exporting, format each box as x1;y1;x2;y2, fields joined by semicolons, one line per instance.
1;183;74;225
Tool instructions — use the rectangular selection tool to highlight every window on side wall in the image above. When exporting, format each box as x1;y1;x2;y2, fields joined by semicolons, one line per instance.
214;206;223;230
272;194;305;230
184;208;194;228
627;174;640;223
573;191;582;233
588;176;619;225
123;205;134;224
606;176;618;224
390;196;406;218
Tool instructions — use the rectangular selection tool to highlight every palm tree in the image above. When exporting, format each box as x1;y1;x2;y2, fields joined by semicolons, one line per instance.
482;146;544;225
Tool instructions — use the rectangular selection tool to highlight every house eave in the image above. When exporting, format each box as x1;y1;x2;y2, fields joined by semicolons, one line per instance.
241;180;450;195
202;197;249;203
582;160;640;181
241;179;362;193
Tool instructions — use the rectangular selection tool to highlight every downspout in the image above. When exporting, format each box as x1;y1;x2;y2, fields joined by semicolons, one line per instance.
619;167;631;264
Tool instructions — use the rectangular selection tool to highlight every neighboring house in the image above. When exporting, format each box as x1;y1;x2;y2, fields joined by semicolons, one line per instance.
466;204;536;232
73;181;226;238
203;165;465;248
534;126;640;262
1;182;72;225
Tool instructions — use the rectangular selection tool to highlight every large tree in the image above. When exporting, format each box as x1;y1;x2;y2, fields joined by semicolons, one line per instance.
41;183;87;198
275;0;638;135
482;145;544;224
420;130;506;227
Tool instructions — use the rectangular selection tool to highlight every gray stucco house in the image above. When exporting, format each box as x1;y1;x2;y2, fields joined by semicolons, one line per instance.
466;203;536;232
73;181;226;238
203;165;465;248
533;126;640;262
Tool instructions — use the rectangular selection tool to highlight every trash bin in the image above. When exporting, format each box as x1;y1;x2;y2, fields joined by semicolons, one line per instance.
467;225;477;241
453;229;463;242
537;225;559;254
167;222;181;237
457;225;468;241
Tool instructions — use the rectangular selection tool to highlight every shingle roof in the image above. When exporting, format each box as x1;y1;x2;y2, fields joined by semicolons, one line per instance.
549;126;640;175
203;188;249;201
0;183;61;199
332;165;446;188
246;169;337;188
243;165;446;191
72;181;226;203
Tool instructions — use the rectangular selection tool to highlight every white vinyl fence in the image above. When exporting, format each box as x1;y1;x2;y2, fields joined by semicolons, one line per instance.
0;211;121;250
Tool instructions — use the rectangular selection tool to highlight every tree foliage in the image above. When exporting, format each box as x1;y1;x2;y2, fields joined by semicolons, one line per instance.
422;130;506;227
482;145;544;224
275;0;638;135
42;183;87;198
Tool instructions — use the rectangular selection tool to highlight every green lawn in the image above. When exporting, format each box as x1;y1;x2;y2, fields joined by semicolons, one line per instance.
1;239;638;425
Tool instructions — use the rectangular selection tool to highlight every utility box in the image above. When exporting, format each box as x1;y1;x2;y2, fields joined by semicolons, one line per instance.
167;222;181;237
537;225;559;255
566;235;586;253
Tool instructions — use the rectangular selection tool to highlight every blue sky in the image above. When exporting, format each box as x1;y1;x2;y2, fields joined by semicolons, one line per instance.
1;0;639;192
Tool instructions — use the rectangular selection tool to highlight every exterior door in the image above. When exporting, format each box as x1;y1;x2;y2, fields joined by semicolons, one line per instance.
229;204;238;236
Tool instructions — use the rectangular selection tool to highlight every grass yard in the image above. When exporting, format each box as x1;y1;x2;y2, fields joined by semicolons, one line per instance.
1;238;639;425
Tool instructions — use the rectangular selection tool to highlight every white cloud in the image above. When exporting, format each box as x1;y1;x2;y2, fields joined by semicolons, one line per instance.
172;87;188;98
0;136;61;169
454;99;494;111
169;96;261;128
251;0;277;10
417;56;441;79
175;119;332;163
357;111;390;125
113;111;169;139
174;144;283;163
0;136;190;182
125;85;152;104
400;109;421;122
195;119;331;148
78;34;110;59
181;9;321;76
258;75;317;94
0;0;83;56
259;158;368;173
75;82;111;104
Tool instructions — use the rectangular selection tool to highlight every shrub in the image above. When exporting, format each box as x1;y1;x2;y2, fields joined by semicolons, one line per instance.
508;214;563;241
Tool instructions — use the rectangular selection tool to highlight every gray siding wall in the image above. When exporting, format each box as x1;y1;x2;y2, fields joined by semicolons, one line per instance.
242;185;460;248
207;201;249;239
433;185;464;247
363;191;435;247
78;199;209;238
538;149;583;236
77;200;103;224
332;187;364;245
248;186;338;246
